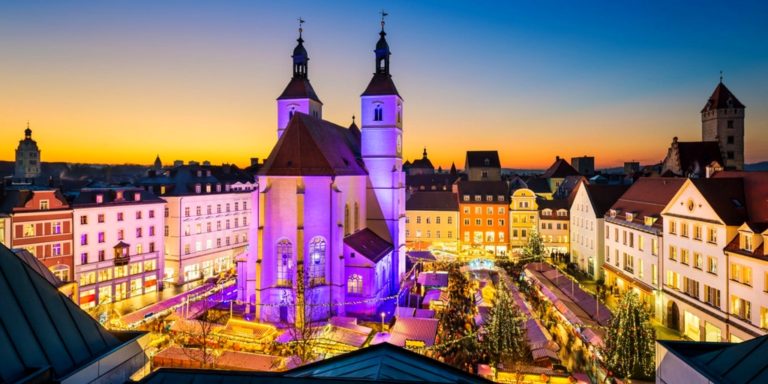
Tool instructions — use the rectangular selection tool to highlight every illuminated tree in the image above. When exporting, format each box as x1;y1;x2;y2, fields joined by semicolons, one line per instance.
282;263;324;365
522;230;545;262
436;265;480;372
482;281;529;374
603;291;655;379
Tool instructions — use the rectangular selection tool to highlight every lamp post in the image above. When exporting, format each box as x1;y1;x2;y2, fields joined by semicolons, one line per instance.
380;312;386;332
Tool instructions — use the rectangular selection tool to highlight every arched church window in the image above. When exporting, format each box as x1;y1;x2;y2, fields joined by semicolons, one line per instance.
347;274;363;295
308;236;326;285
354;202;360;232
397;104;402;123
374;104;383;121
289;106;296;120
344;204;351;235
277;239;293;286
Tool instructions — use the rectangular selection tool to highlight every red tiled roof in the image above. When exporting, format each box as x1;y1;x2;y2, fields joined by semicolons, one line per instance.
608;177;686;225
259;113;367;176
277;77;322;103
701;82;745;112
713;171;768;223
361;73;400;97
344;228;393;263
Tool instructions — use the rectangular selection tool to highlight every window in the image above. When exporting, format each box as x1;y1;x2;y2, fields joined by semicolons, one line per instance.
149;210;155;218
652;264;658;286
669;220;676;235
448;231;452;238
348;274;363;294
39;200;49;210
80;252;88;265
731;296;751;320
52;243;62;256
487;219;493;226
196;206;202;216
704;285;720;308
184;207;190;217
436;230;441;238
426;230;431;238
416;216;421;224
651;237;658;256
693;225;702;240
164;225;169;236
681;222;689;237
149;226;155;236
475;219;481;225
426;217;431;224
730;263;753;286
80;234;88;245
637;235;644;251
683;277;699;298
727;120;734;128
447;217;453;224
762;308;768;330
276;240;293;286
743;234;753;252
681;249;689;265
118;229;124;240
707;256;718;275
52;222;61;234
499;219;505;226
475;207;482;214
136;211;142;220
487;207;493;214
486;196;493;202
98;250;105;261
666;271;680;290
80;215;88;225
463;195;470;202
669;246;677;261
463;219;469;225
694;253;703;269
623;253;634;273
373;104;383;121
708;228;717;243
96;214;105;223
344;204;350;235
309;237;326;285
117;212;124;222
98;232;105;243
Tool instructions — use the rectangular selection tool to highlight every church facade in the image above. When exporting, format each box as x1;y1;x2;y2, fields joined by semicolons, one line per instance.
239;22;405;324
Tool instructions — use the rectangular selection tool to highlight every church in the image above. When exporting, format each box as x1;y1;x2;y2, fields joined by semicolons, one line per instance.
238;20;406;324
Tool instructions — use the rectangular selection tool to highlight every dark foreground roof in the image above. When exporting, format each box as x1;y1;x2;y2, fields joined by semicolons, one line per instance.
140;342;491;384
406;191;459;211
344;228;393;263
584;184;630;217
0;243;121;383
260;113;367;177
659;335;768;383
691;177;746;225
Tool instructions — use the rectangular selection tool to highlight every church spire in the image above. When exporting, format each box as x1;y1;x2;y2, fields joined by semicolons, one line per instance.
292;17;308;78
361;12;400;97
25;121;32;139
375;10;390;75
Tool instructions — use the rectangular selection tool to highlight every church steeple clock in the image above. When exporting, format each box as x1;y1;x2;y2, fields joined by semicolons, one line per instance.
276;18;323;138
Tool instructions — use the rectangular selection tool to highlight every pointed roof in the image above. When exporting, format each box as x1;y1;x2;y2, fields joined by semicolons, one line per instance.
259;113;367;177
361;73;401;97
465;151;500;169
0;243;123;383
348;116;361;140
659;335;768;383
278;77;322;103
701;82;745;112
608;177;686;227
689;177;746;225
542;157;580;178
344;228;393;263
583;184;631;217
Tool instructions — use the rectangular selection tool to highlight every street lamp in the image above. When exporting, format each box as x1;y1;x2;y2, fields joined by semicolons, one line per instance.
380;312;386;331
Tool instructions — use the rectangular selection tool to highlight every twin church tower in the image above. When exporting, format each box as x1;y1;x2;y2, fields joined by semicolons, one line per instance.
239;19;406;323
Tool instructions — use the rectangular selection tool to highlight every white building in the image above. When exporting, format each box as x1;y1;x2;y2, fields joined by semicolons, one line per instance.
603;177;685;320
72;188;166;307
569;180;628;279
139;164;256;285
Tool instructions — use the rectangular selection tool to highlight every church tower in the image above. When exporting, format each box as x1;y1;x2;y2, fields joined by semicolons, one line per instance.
15;123;41;180
276;21;322;139
701;77;745;170
360;16;406;289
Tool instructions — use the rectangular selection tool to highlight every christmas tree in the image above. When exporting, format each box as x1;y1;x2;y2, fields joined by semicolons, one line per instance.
522;230;545;262
603;290;655;379
482;280;529;372
436;265;480;372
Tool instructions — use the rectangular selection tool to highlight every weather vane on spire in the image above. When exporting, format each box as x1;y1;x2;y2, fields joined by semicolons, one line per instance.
380;9;388;30
298;17;305;37
720;70;723;83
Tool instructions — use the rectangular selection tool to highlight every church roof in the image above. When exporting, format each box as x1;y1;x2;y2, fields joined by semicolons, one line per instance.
361;73;400;97
344;228;393;263
701;82;745;112
410;157;434;170
542;157;580;178
259;113;367;177
465;151;500;169
278;77;322;103
0;242;124;383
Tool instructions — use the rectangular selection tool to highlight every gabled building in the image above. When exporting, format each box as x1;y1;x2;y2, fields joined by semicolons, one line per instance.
661;137;723;178
464;151;501;181
569;180;629;279
405;191;459;251
528;156;581;199
406;148;435;176
538;198;570;257
508;187;538;252
455;180;509;257
603;177;685;320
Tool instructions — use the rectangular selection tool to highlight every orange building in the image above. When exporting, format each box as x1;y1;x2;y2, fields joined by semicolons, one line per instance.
455;180;509;257
1;188;74;282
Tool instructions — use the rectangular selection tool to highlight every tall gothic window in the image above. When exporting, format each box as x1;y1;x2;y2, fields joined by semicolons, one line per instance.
344;204;350;235
289;106;295;120
354;202;360;232
347;274;363;295
308;236;326;285
374;104;383;121
277;239;293;286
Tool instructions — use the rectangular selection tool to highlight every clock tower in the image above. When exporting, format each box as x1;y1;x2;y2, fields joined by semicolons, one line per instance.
361;17;406;290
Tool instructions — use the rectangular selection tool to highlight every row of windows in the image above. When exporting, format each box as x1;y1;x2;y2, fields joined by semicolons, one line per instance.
606;247;658;284
184;202;248;217
541;222;568;231
463;231;506;244
80;242;156;264
668;246;718;275
80;226;156;245
462;195;506;202
463;218;506;227
406;230;453;239
183;217;248;235
20;221;66;237
79;260;158;286
183;234;248;254
409;216;453;225
667;220;718;243
462;206;506;215
80;210;156;225
606;225;659;255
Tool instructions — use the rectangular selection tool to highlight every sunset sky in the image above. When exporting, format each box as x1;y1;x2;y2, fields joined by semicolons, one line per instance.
1;1;767;170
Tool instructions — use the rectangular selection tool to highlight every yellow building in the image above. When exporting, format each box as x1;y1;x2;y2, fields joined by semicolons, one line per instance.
509;188;538;252
538;199;570;257
405;191;459;251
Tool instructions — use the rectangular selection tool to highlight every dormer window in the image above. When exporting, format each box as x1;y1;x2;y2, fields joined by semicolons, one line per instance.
743;234;753;252
39;200;49;210
557;210;567;217
115;191;124;201
205;184;212;193
197;170;202;177
289;106;296;119
498;195;505;202
486;195;493;202
474;195;481;202
216;184;222;192
374;104;383;121
463;195;470;202
134;192;141;201
160;186;166;195
543;209;552;216
195;184;201;194
96;194;104;204
644;216;657;226
625;213;634;222
609;209;617;218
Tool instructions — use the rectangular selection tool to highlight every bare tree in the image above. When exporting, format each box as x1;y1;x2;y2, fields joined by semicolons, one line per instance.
281;264;325;365
173;297;228;368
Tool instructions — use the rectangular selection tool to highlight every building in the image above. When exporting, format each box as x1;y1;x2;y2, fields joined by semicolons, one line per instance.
14;123;42;181
0;242;149;384
570;156;595;177
656;335;768;384
661;137;723;178
701;80;745;170
71;188;166;308
0;188;74;282
138;163;255;285
239;23;405;323
569;181;628;279
406;148;435;176
538;198;570;256
465;151;501;181
508;187;538;252
528;156;581;199
603;177;685;320
405;191;459;251
456;180;509;256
